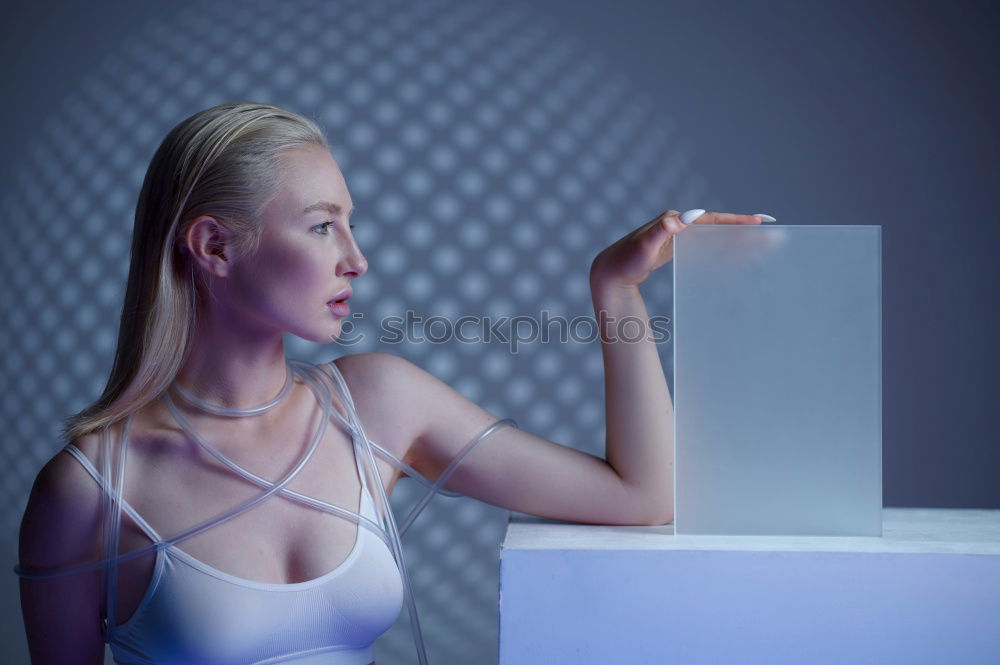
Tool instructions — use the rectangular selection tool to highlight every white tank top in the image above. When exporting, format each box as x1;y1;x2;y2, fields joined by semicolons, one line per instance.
63;360;405;664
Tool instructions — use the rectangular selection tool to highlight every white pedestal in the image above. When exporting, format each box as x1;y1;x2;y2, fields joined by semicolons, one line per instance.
498;508;1000;665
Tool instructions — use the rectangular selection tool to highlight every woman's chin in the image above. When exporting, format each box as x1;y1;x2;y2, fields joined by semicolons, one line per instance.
288;310;355;344
327;322;352;345
285;322;344;345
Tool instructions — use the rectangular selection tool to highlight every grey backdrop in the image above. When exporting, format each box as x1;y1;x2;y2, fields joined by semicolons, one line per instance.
2;1;997;664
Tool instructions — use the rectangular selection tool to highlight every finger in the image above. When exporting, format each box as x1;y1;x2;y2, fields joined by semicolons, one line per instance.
694;212;762;225
660;211;687;234
635;209;681;236
679;209;707;225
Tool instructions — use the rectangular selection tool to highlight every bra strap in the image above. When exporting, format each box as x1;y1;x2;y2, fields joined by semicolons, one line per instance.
304;361;372;493
310;360;464;498
62;445;164;543
315;359;430;664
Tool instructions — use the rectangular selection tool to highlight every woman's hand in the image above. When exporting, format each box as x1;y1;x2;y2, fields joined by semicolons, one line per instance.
589;209;768;289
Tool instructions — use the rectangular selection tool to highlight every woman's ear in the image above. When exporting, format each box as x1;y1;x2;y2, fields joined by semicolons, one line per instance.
182;215;235;277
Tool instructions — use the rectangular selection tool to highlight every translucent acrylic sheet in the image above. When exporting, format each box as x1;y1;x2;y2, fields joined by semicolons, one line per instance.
673;225;881;536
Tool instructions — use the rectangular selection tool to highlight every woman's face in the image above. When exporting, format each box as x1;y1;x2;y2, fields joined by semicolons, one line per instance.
225;144;367;344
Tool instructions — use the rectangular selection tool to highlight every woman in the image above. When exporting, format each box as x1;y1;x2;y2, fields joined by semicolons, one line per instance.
16;102;766;664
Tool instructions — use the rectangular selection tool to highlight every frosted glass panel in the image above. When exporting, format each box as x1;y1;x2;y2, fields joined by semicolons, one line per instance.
673;225;881;536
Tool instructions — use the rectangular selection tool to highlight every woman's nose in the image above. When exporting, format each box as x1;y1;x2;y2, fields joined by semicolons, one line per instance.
341;239;368;277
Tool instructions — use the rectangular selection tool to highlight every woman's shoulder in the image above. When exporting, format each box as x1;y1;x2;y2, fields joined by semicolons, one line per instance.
328;350;401;372
34;430;106;507
329;351;427;395
19;432;105;570
325;352;430;461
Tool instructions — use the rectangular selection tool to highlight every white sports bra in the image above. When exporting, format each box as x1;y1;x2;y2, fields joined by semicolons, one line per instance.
15;358;519;665
66;446;400;664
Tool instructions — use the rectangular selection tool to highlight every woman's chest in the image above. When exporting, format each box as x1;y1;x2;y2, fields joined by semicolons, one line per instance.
111;415;405;626
128;429;360;569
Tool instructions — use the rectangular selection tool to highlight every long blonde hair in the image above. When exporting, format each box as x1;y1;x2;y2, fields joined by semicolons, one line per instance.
61;102;328;443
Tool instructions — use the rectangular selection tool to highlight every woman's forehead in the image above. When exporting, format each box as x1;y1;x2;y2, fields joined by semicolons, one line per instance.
275;147;352;212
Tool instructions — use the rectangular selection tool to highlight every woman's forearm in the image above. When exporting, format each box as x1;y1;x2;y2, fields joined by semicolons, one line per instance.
591;278;674;524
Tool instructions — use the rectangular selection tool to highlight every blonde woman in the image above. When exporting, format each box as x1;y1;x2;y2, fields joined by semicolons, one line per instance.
15;101;763;664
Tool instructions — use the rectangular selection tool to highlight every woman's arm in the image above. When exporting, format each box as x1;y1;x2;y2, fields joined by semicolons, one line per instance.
348;210;760;527
18;444;106;664
343;351;647;525
589;278;674;523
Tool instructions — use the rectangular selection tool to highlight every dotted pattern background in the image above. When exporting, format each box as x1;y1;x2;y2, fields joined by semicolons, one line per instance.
0;0;719;662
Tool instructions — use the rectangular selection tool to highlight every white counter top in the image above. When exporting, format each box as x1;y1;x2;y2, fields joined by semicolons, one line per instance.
503;507;1000;555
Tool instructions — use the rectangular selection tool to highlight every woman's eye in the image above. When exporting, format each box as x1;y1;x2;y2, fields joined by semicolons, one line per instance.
313;221;355;234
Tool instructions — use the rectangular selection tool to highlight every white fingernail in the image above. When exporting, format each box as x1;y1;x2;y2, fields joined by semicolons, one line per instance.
752;213;777;222
680;208;706;224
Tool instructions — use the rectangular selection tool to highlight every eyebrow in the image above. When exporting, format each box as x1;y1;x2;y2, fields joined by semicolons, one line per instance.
302;201;355;216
